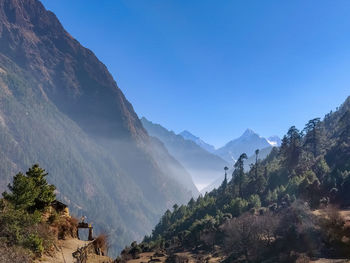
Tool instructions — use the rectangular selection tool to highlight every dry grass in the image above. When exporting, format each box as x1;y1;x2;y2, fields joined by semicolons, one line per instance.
94;234;108;255
0;243;32;263
51;216;78;240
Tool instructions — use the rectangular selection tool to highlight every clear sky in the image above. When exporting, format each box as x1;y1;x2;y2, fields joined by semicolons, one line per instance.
41;0;350;148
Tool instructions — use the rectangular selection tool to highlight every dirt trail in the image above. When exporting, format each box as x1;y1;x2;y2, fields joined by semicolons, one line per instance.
38;238;90;263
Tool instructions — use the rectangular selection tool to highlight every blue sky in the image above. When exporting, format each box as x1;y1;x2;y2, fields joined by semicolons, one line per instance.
41;0;350;148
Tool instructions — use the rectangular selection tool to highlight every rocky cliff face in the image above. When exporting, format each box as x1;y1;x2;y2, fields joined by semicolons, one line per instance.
0;0;195;255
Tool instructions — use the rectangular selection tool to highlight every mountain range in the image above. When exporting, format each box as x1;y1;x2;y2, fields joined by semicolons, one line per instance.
180;128;281;192
141;118;281;192
0;0;196;255
179;128;281;165
141;117;228;190
179;130;216;153
215;128;280;163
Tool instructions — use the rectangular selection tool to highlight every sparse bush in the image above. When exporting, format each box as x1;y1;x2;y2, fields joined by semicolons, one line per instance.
23;234;44;256
36;223;55;253
53;216;78;239
222;212;279;261
94;234;108;255
318;206;350;257
129;245;142;258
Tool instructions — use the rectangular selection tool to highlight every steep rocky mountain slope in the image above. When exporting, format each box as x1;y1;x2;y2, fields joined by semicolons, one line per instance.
141;117;228;190
0;0;194;254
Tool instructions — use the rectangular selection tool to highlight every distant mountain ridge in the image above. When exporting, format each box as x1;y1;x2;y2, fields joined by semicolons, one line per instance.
215;129;279;163
143;121;281;192
141;117;229;190
179;130;216;153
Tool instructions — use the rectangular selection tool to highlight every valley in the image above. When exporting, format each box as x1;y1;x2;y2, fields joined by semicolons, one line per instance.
0;0;349;262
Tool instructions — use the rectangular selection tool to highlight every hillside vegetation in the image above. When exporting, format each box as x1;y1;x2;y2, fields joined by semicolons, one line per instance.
0;0;195;255
118;97;350;262
0;164;111;263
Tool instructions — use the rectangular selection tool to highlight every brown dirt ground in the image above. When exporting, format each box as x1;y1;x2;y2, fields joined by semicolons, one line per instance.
36;238;112;263
124;251;223;263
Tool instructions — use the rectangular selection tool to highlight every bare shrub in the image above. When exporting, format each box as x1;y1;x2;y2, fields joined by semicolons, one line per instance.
52;216;78;239
94;233;108;255
274;201;320;257
318;206;350;257
36;223;55;254
222;212;280;261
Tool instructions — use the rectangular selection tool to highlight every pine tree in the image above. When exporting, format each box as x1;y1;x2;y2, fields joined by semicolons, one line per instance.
233;153;248;197
2;164;56;211
26;164;56;210
222;166;229;191
2;172;36;210
280;126;302;172
303;118;323;157
254;149;259;180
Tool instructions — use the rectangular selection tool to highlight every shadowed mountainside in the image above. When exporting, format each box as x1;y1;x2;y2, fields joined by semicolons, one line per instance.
0;0;195;255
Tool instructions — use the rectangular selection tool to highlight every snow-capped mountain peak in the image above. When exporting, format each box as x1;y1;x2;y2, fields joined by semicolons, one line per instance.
216;129;272;163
